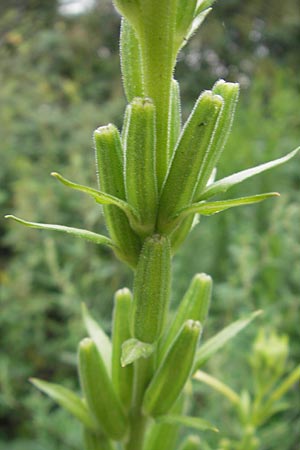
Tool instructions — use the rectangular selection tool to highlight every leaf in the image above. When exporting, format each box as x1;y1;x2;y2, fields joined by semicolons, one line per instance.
156;415;218;433
193;371;240;405
5;215;116;248
52;172;140;225
198;147;300;200
121;338;155;367
177;193;279;219
30;378;96;431
193;310;262;371
81;303;112;375
183;8;212;47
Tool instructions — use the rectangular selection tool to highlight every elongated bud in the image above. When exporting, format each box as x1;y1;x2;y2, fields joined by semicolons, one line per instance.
195;80;240;198
157;91;223;234
94;124;141;267
120;19;144;102
132;234;171;343
124;98;158;235
178;435;201;450
143;320;202;416
112;288;133;410
158;273;212;362
169;79;182;160
78;338;128;441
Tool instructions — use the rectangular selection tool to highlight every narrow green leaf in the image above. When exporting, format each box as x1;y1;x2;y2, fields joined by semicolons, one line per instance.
30;378;96;431
156;415;218;433
175;0;197;51
81;303;112;376
183;8;212;48
120;19;144;102
112;288;134;409
177;193;280;219
268;365;300;405
199;147;300;200
51;172;139;223
193;310;262;371
121;338;155;367
193;371;240;405
5;215;116;248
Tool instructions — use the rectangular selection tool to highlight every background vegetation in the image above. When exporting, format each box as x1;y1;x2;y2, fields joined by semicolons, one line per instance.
0;0;299;448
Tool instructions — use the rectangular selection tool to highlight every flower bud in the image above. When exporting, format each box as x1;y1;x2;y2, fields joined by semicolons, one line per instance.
157;91;223;234
195;80;240;198
94;124;141;267
132;234;171;343
124;97;158;236
143;320;202;416
112;288;134;410
158;273;211;362
78;338;128;440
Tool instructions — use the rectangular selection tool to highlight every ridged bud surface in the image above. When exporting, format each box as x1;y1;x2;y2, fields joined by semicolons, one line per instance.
78;338;128;441
143;320;202;416
132;234;171;343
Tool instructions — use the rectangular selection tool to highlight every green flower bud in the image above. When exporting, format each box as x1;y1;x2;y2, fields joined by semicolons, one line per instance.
195;80;240;198
78;338;128;441
112;288;134;410
157;91;224;234
132;234;171;343
120;19;144;102
158;273;211;362
124;97;158;236
143;320;202;416
94;124;141;268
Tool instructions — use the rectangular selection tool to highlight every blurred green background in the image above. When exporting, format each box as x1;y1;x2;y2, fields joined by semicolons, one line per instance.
0;0;299;449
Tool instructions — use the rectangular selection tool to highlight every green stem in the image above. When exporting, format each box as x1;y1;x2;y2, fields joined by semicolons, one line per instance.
125;357;154;450
138;0;178;191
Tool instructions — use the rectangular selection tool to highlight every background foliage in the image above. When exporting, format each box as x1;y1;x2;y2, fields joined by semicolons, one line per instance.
0;0;299;448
